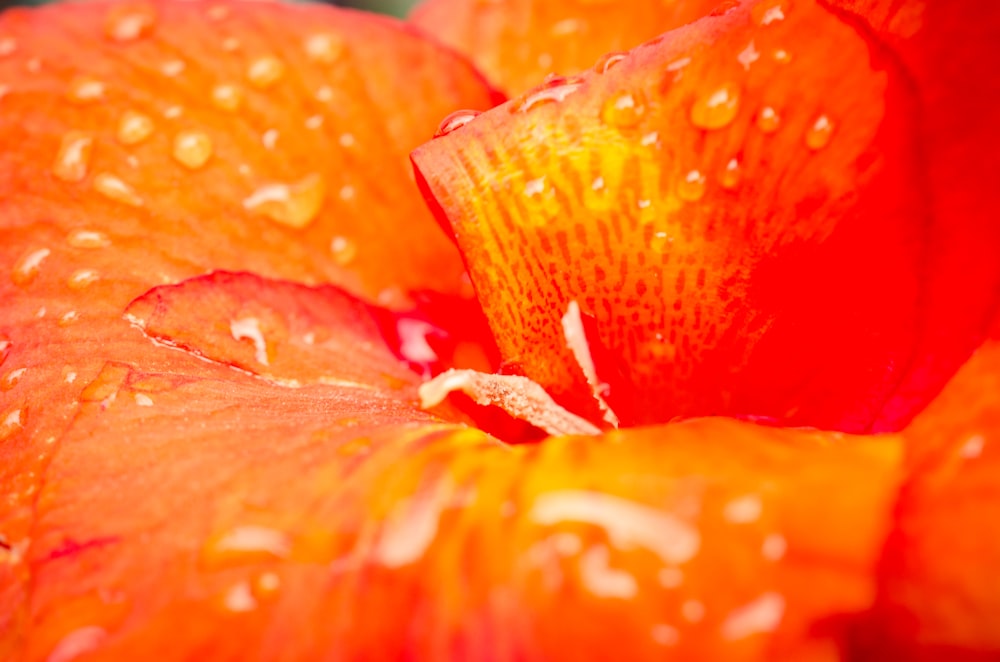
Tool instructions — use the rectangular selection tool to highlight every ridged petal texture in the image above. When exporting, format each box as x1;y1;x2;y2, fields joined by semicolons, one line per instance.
412;0;1000;433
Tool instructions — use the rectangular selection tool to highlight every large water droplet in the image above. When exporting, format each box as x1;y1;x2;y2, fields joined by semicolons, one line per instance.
593;50;628;74
690;83;740;130
67;76;105;104
93;173;143;207
52;132;93;183
172;130;214;170
805;114;834;150
756;106;780;134
678;169;706;201
116;110;154;145
514;76;585;113
602;89;646;128
243;174;326;229
247;55;285;89
104;3;157;42
434;109;481;138
11;248;50;286
304;33;345;64
211;83;244;112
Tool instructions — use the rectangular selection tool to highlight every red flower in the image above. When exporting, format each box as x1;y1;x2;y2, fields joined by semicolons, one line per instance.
0;0;997;659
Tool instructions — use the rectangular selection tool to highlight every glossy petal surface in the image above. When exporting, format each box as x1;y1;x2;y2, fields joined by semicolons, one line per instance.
0;274;900;659
0;0;500;307
413;0;1000;432
410;0;720;95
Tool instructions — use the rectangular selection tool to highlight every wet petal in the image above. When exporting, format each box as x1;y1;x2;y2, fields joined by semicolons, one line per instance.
0;267;899;657
0;0;500;307
412;0;1000;432
410;0;721;95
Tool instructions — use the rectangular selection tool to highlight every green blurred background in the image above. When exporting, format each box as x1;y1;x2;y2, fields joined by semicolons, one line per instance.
0;0;422;17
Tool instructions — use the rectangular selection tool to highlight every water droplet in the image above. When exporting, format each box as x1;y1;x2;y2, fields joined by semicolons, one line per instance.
162;105;183;119
761;533;787;560
52;132;93;183
753;0;788;25
722;592;785;639
211;83;244;112
261;128;279;150
207;5;229;21
338;184;355;201
737;41;760;71
720;158;741;190
682;599;705;623
650;231;674;253
678;169;706;202
1;368;26;391
434;109;481;138
104;3;157;42
160;59;185;77
0;408;23;441
591;176;605;191
772;48;792;64
67;76;105;104
805;114;834;150
203;525;291;567
0;37;16;57
133;393;154;407
690;83;740;130
315;85;334;103
514;76;584;113
116;110;154;145
658;566;683;588
304;114;323;130
254;572;281;598
551;18;584;37
67;269;99;290
724;494;763;523
579;544;638;599
602;89;646;128
46;626;107;662
93;173;143;207
339;133;355;148
0;339;10;368
594;50;627;74
651;624;679;647
641;131;659;147
222;581;257;613
222;36;240;52
330;236;356;265
12;248;50;286
25;58;41;73
247;55;285;89
756;105;780;133
59;311;79;327
304;33;345;64
172;130;213;170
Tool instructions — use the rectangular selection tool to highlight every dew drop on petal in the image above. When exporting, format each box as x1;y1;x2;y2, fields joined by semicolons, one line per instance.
1;368;26;391
720;158;741;190
678;169;706;202
203;525;291;567
93;173;143;207
650;231;674;253
651;624;679;647
0;408;24;442
737;41;760;70
434;109;481;138
514;76;584;113
67;269;99;290
230;318;269;366
756;105;781;133
104;3;156;42
773;48;792;64
211;83;244;112
67;76;105;104
594;50;628;74
330;236;357;265
116;110;154;145
172;131;214;170
524;176;546;197
753;0;788;26
247;55;285;89
0;37;15;57
691;83;740;130
261;128;279;150
761;533;787;561
243;175;326;229
805;114;834;150
682;599;706;623
67;230;110;249
11;248;50;286
52;132;93;183
304;33;345;64
723;494;763;524
602;89;646;128
160;59;185;77
223;581;258;613
721;592;786;639
207;5;229;21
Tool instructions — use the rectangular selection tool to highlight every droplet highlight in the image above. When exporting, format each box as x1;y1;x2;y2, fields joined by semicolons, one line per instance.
52;132;94;183
243;174;326;229
211;83;244;112
172;130;214;170
434;109;481;138
691;83;740;130
602;90;646;128
104;3;157;42
67;76;105;104
247;55;285;89
678;169;706;202
594;51;627;74
805;114;834;150
116;110;154;145
756;106;780;133
93;173;143;207
514;76;584;113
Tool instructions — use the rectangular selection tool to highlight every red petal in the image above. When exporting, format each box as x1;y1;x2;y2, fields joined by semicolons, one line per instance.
858;339;1000;659
0;0;500;307
410;0;721;95
0;272;899;657
412;0;1000;432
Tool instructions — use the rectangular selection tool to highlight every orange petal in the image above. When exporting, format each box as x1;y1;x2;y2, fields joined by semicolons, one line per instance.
0;0;500;307
857;339;1000;659
412;0;1000;432
410;0;721;95
0;274;900;658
